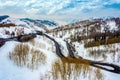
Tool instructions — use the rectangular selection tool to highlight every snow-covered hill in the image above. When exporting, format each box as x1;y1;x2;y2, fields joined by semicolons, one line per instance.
0;15;58;31
0;15;9;22
47;17;120;79
0;16;120;80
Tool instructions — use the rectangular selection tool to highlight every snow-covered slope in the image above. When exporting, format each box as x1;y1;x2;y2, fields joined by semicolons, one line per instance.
0;15;59;31
0;16;63;80
47;17;120;79
0;17;120;80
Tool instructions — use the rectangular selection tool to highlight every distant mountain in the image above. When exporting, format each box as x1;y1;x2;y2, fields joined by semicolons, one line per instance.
0;15;9;22
0;16;59;31
50;17;120;39
20;18;58;27
36;20;58;26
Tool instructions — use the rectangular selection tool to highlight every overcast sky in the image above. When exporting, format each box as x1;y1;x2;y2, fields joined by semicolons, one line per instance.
0;0;120;22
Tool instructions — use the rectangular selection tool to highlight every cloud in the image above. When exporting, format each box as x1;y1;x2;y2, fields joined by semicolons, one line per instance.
0;0;17;7
0;0;120;22
26;8;39;15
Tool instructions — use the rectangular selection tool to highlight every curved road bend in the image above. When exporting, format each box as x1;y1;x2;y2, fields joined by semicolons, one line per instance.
90;60;120;74
43;34;65;58
64;40;120;74
64;40;76;58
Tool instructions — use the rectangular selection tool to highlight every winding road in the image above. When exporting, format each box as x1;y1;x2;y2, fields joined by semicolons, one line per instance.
64;40;76;58
43;33;65;58
0;31;120;74
43;33;120;74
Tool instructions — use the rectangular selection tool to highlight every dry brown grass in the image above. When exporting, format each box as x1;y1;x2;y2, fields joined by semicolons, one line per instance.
87;49;107;60
40;58;104;80
87;43;120;62
0;23;16;27
29;39;46;49
84;38;120;48
9;43;30;67
9;43;46;69
30;48;46;69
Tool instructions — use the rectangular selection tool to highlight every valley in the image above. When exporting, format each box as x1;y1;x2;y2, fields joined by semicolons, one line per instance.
0;16;120;80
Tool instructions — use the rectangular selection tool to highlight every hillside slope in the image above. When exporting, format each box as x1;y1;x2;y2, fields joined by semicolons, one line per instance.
0;17;120;80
